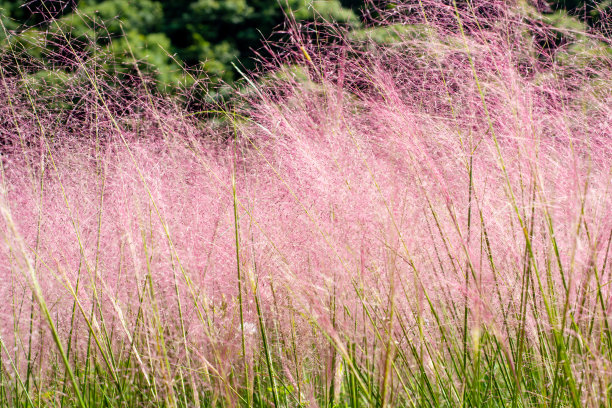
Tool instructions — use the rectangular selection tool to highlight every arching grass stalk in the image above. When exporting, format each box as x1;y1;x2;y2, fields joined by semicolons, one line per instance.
0;200;87;408
451;1;582;406
0;51;42;407
251;260;281;408
231;125;252;406
0;19;90;408
0;332;35;408
42;9;224;403
0;21;131;405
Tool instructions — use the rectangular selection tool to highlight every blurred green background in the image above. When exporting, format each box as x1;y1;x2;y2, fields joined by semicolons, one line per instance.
0;0;609;94
0;0;362;92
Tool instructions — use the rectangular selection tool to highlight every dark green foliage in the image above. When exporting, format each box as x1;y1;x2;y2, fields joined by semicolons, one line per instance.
548;0;611;25
0;0;608;93
0;0;360;90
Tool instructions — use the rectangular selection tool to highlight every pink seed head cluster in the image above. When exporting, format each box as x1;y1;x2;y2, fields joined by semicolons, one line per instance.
0;0;610;404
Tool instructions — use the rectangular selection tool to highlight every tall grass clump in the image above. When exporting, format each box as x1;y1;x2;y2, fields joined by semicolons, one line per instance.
0;0;611;406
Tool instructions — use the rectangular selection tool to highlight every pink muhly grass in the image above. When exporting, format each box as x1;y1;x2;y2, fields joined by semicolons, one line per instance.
0;0;611;406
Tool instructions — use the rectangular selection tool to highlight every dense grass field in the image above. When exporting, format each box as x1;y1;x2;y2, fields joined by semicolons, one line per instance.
0;1;611;406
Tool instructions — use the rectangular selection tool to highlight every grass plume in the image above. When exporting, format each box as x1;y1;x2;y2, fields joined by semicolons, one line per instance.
0;1;611;406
